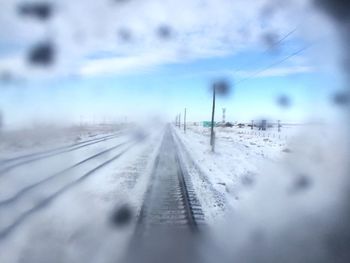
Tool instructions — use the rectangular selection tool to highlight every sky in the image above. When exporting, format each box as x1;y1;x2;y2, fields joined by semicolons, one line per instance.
0;0;344;128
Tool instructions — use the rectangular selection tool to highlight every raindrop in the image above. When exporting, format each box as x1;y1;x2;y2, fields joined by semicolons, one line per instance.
291;174;312;193
132;128;147;142
260;5;275;19
0;70;13;83
18;2;53;21
282;148;292;153
333;91;349;105
157;25;173;40
212;79;232;97
241;173;255;187
27;42;55;66
261;31;280;51
113;0;131;5
110;204;133;227
316;0;350;22
118;28;132;42
277;95;291;108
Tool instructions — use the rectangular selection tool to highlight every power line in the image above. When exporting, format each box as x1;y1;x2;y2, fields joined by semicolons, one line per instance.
232;27;298;74
268;28;297;50
234;45;310;86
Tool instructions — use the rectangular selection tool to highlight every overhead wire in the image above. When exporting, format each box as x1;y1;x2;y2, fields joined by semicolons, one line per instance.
234;44;310;85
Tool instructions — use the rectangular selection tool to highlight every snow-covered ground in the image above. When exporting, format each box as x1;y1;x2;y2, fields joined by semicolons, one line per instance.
174;122;350;262
173;124;299;222
0;124;128;160
0;124;164;263
0;122;349;263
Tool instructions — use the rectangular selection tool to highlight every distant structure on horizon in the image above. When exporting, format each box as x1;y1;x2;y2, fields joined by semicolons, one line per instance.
222;108;226;124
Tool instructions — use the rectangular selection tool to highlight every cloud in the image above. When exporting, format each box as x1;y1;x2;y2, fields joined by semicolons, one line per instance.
0;56;24;72
234;65;315;78
0;0;320;79
79;51;177;76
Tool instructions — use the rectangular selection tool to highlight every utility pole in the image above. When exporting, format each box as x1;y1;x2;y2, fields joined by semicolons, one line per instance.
278;120;281;132
222;108;226;124
179;113;181;129
210;84;216;151
184;108;187;133
209;80;231;152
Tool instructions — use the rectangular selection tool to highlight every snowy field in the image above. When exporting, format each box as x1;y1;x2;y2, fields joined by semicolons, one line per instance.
173;122;350;262
173;123;304;222
0;122;349;263
0;124;164;263
0;124;128;160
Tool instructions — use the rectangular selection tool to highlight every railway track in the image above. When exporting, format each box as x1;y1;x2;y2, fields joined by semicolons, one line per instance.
0;138;138;240
0;132;124;176
125;126;204;263
136;131;204;233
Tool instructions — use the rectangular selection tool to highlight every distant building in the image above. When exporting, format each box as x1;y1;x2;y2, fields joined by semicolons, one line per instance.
202;121;218;127
258;120;267;130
